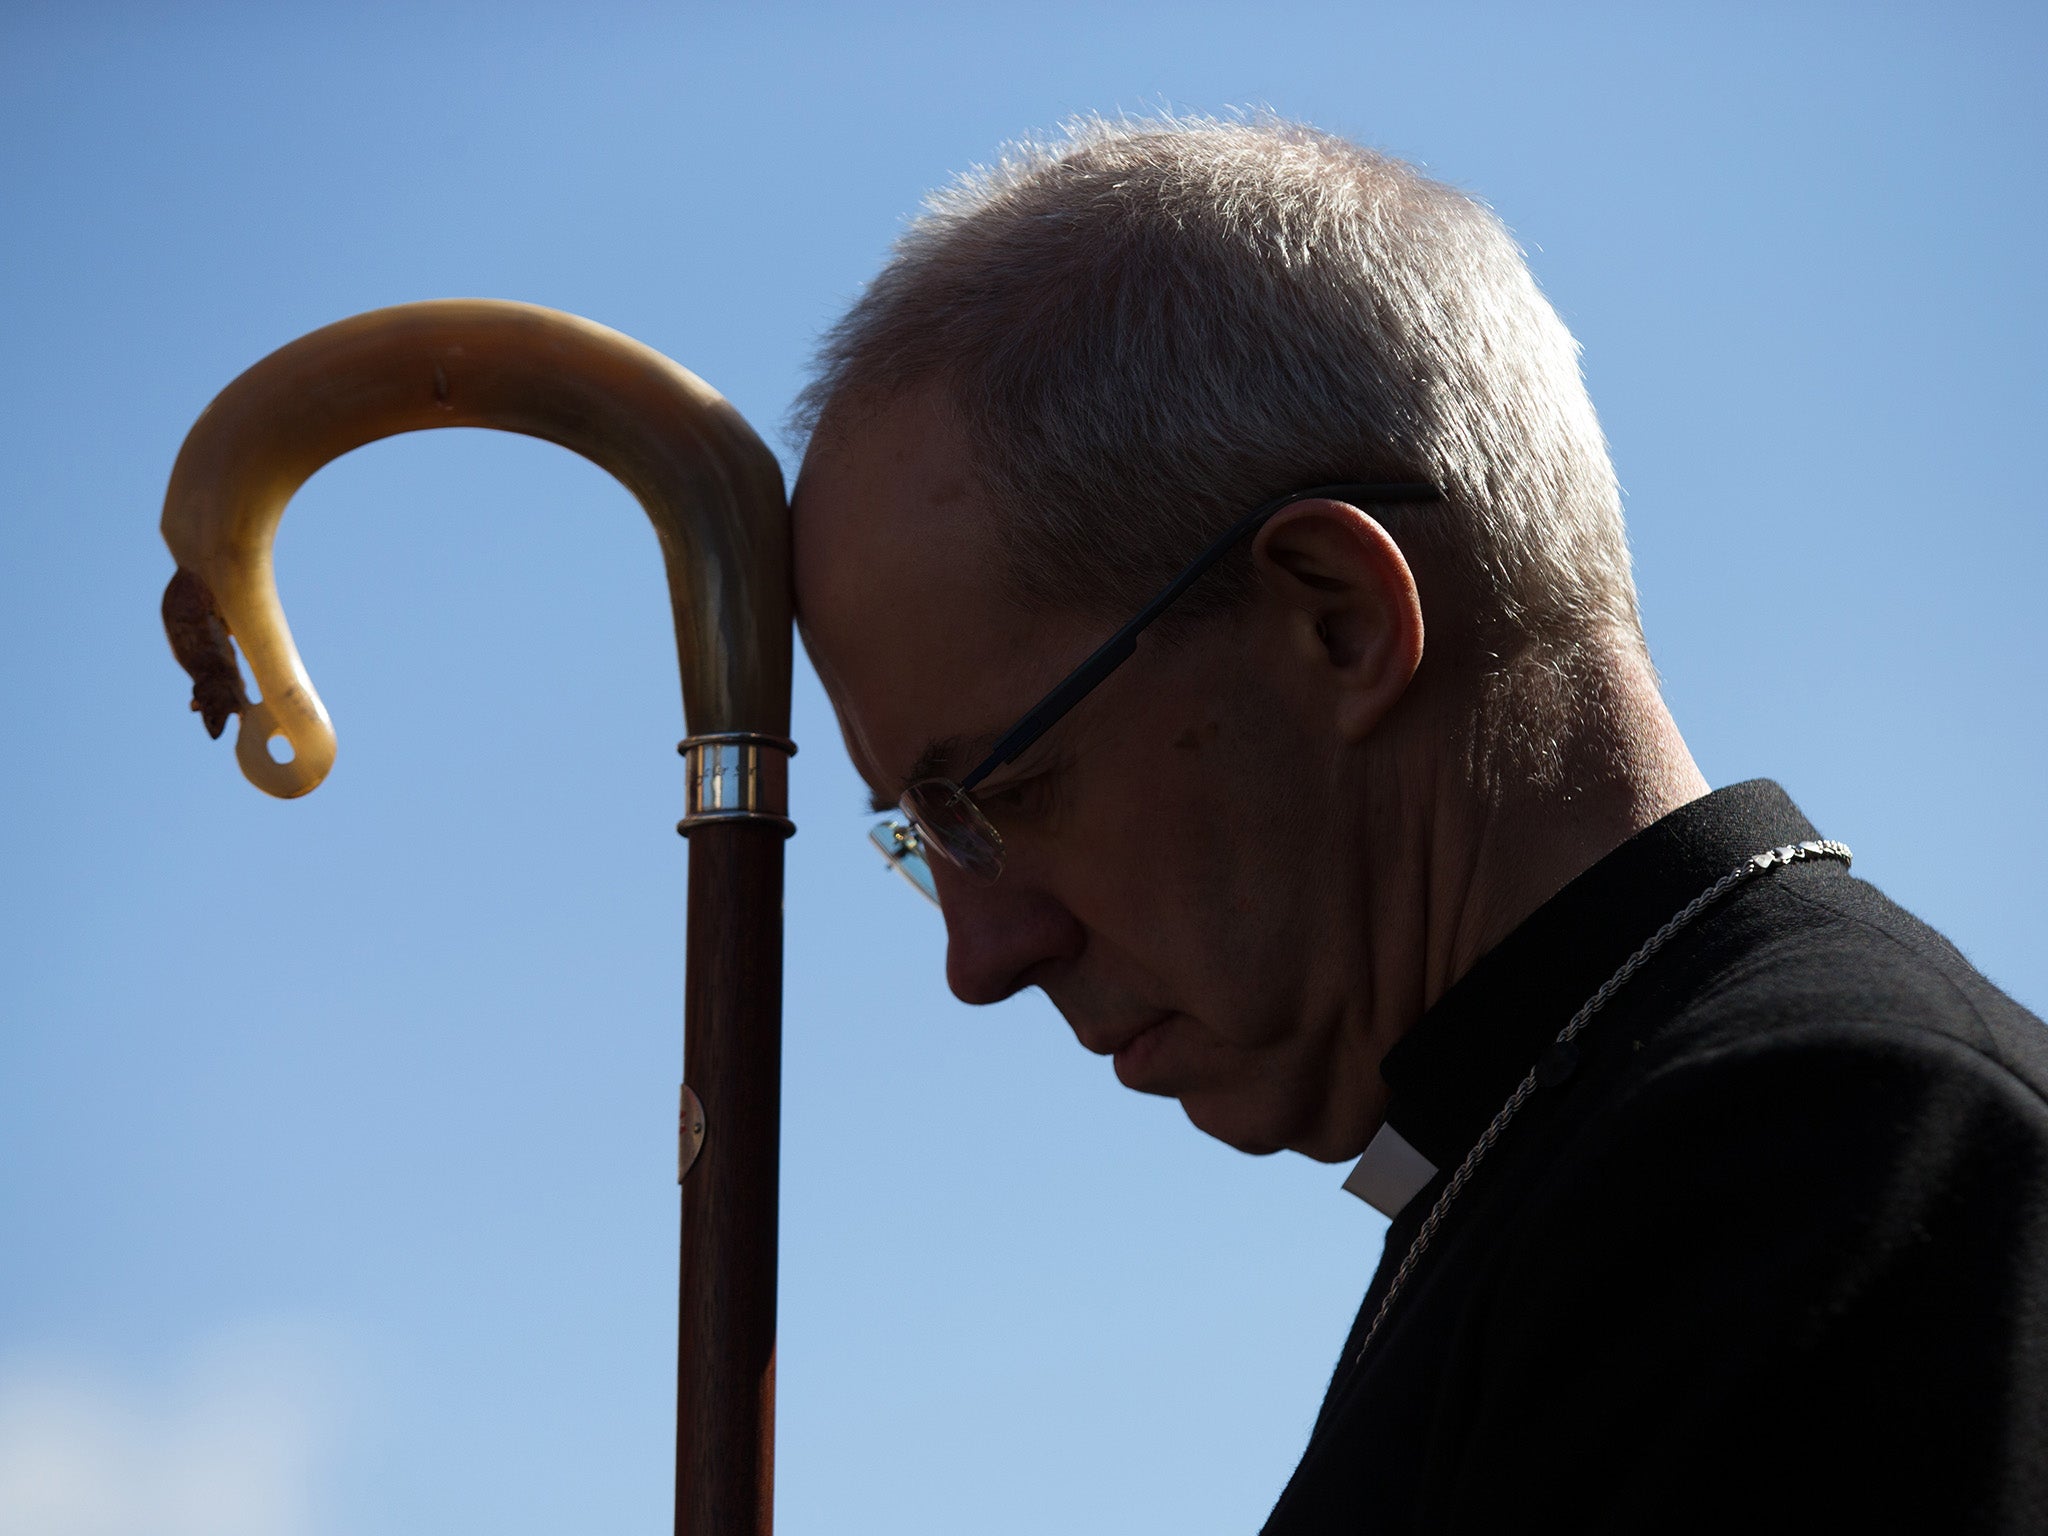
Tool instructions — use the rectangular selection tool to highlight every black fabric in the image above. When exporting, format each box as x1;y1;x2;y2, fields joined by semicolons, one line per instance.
1262;781;2048;1534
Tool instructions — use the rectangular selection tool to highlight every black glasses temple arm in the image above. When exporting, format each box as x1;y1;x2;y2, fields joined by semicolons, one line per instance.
959;481;1440;789
964;629;1139;789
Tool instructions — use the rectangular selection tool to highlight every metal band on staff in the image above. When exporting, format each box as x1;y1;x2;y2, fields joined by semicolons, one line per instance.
677;732;797;836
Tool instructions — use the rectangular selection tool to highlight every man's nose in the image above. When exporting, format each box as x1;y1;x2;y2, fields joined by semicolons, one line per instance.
935;858;1085;1005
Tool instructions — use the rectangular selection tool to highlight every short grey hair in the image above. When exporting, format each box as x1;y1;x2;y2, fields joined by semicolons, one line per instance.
796;115;1646;777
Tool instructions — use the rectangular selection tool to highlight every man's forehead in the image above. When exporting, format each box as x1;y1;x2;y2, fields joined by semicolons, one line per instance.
796;388;985;539
792;387;1057;794
794;396;999;623
805;388;996;587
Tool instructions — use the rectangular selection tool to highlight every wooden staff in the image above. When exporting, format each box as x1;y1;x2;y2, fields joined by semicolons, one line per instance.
157;300;792;1536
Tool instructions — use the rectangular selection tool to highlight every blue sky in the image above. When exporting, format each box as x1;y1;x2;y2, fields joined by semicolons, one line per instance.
1;4;2042;1533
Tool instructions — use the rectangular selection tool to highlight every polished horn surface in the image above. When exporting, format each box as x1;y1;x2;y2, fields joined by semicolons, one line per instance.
159;298;790;793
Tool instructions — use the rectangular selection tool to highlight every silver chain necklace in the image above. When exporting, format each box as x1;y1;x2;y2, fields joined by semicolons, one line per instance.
1351;837;1855;1368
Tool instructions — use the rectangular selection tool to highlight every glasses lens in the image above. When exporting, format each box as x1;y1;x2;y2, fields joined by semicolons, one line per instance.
868;818;939;904
900;779;1005;882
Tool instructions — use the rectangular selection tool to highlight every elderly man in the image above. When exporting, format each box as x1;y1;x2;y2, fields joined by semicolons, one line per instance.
791;117;2048;1531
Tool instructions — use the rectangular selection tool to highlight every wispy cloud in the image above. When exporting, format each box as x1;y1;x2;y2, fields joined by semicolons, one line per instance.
0;1319;358;1536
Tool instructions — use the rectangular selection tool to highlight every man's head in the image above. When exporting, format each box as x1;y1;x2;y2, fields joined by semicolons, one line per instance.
793;116;1689;1161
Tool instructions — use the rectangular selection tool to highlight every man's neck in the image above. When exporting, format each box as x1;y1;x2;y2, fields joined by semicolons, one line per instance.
1303;647;1706;1164
1421;651;1710;1013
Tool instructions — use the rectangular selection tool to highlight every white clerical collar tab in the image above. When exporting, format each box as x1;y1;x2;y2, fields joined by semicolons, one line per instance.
1342;1121;1438;1218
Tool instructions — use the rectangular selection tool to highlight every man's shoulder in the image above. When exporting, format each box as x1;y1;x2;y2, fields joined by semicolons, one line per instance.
1407;867;2048;1536
1273;856;2048;1536
1489;864;2048;1352
1507;865;2048;1280
1635;862;2048;1110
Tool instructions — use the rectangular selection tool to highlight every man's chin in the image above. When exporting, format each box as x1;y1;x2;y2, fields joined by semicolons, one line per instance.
1106;1021;1295;1152
1171;1097;1277;1163
1108;1011;1180;1092
1174;1091;1290;1157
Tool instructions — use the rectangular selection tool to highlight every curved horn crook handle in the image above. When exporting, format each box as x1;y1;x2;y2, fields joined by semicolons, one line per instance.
160;299;790;794
159;300;794;1536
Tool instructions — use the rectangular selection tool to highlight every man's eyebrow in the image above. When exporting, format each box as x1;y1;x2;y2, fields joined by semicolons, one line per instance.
864;732;995;815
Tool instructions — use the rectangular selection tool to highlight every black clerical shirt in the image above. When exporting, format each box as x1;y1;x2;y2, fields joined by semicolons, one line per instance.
1262;781;2048;1534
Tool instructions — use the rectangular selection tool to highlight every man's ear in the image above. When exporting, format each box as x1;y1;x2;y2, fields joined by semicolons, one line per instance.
1249;498;1425;742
